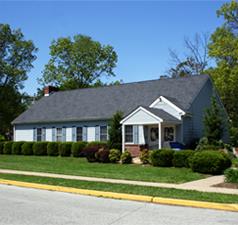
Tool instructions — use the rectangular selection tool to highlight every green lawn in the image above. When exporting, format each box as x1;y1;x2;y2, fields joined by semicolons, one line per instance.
0;173;237;204
0;155;205;184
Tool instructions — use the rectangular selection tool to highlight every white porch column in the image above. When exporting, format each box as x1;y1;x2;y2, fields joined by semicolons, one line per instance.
122;124;125;152
158;122;162;149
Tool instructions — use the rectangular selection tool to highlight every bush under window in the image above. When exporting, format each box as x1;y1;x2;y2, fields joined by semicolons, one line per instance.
12;141;25;155
33;142;48;156
3;142;13;154
71;142;87;157
22;142;34;155
121;151;132;164
59;142;72;157
150;149;174;167
172;150;194;168
109;149;121;163
47;142;59;156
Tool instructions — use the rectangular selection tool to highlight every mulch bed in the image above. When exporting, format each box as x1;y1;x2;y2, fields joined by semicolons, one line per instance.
213;182;238;189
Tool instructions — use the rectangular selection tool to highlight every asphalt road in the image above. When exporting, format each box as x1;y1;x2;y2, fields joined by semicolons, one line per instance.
0;184;237;225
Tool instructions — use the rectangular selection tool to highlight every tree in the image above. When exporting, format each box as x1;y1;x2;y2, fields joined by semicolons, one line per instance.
208;0;238;127
167;33;210;77
108;111;123;150
203;96;224;144
40;34;118;90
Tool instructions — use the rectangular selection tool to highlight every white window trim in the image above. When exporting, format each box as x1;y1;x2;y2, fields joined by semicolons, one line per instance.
99;125;108;142
76;126;83;142
125;125;134;144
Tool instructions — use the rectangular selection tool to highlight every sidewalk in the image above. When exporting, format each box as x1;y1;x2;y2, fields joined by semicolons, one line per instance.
0;169;237;195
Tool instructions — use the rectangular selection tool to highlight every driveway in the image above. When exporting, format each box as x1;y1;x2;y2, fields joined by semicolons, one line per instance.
0;184;237;225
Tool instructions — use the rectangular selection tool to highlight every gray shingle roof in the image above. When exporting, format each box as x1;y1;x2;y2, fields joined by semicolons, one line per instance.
12;75;209;124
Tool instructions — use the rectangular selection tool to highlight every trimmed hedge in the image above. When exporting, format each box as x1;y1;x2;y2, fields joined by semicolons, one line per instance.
3;142;13;154
22;142;34;155
87;141;108;149
95;149;110;163
0;142;4;154
33;142;48;156
72;142;87;157
47;142;59;156
109;149;121;163
172;150;194;168
150;149;174;167
224;168;238;183
59;142;72;157
189;150;231;175
12;141;25;155
121;151;132;164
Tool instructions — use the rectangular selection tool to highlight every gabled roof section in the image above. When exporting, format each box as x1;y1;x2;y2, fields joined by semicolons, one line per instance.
12;75;210;124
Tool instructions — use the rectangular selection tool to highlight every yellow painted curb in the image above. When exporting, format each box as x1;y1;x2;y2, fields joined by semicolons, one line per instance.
0;179;238;212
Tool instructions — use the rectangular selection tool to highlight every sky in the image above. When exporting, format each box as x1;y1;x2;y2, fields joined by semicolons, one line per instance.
0;0;227;95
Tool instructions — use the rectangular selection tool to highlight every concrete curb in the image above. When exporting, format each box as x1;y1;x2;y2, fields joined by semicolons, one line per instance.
0;179;238;212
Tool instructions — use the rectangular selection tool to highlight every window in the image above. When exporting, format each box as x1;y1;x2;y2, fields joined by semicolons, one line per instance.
36;128;45;141
150;127;158;142
76;127;83;141
100;126;107;141
125;125;133;143
56;128;63;142
164;127;175;142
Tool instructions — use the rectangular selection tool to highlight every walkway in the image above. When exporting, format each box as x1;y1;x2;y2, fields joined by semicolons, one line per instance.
0;169;237;195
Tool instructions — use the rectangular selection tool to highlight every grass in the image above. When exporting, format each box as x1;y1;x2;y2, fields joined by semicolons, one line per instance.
0;155;205;184
0;173;237;204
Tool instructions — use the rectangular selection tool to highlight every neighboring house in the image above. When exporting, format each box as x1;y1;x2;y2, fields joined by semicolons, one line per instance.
12;75;226;156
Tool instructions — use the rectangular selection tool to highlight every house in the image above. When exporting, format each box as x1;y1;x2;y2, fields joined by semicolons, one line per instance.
12;75;226;156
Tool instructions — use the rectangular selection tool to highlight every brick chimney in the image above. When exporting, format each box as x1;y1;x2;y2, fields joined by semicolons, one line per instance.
44;86;59;96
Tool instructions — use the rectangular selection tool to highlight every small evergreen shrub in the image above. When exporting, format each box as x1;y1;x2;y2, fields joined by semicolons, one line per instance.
139;149;151;164
33;142;48;156
22;142;34;155
12;141;25;155
95;149;110;163
189;150;231;175
172;150;194;168
109;149;121;163
150;149;174;167
0;142;4;154
47;142;59;156
87;141;108;149
224;168;238;183
84;147;99;162
72;142;87;157
59;142;72;157
121;151;132;164
3;142;13;154
195;137;223;151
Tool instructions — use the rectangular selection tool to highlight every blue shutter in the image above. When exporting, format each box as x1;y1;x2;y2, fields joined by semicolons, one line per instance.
133;125;139;144
62;127;66;142
33;128;37;141
52;127;56;142
72;127;76;142
42;127;46;141
83;126;87;141
95;126;100;141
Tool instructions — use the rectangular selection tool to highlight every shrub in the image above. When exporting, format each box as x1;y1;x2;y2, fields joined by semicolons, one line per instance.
12;141;25;155
3;142;13;154
109;149;121;163
72;142;87;157
172;150;194;168
189;150;232;175
121;151;132;164
139;149;151;164
95;149;110;163
195;137;223;151
84;147;99;162
0;142;4;154
224;168;238;183
150;149;174;167
47;142;59;156
22;142;34;155
87;141;108;149
59;142;72;157
33;142;48;156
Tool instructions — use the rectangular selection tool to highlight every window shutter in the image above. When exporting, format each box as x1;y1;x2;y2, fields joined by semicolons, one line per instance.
33;128;37;141
52;127;56;142
42;127;46;141
133;125;139;144
62;127;66;142
72;127;76;142
83;126;87;141
95;126;100;141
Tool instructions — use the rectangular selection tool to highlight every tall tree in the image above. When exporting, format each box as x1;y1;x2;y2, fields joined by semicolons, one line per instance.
208;0;238;127
40;35;118;90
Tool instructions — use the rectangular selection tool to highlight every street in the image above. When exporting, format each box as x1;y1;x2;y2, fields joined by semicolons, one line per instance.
0;184;237;225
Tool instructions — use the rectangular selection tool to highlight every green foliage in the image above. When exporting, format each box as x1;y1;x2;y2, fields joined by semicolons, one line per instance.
47;142;59;156
0;142;4;154
86;141;108;149
95;149;110;163
108;111;123;150
21;142;34;155
189;150;231;175
3;142;13;154
33;142;48;156
150;149;174;167
71;142;87;157
172;150;194;168
139;149;151;164
229;127;238;147
40;34;117;90
0;135;5;141
225;168;238;183
59;142;72;157
195;137;223;151
109;149;121;163
11;141;24;155
120;151;132;164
